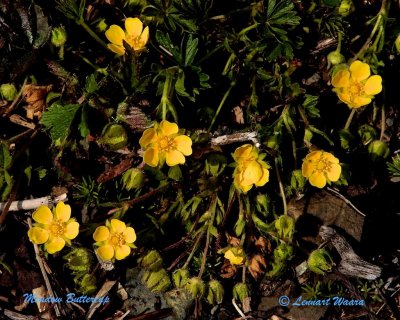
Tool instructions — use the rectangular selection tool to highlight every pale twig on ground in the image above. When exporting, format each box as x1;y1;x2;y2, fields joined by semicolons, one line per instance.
0;193;67;212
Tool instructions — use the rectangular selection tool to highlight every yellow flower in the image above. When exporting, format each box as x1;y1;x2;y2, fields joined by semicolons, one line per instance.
139;120;192;167
28;202;79;254
224;247;245;265
233;144;270;193
331;60;382;109
301;151;341;188
105;17;149;55
93;219;136;261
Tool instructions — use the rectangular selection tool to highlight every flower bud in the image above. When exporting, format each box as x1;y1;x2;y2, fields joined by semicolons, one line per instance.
233;283;249;304
338;0;355;17
327;51;345;67
63;248;92;273
206;280;224;304
307;249;333;275
368;140;390;161
172;268;190;288
138;250;163;271
265;134;279;150
96;19;108;33
100;123;128;151
255;194;268;213
122;168;144;191
0;83;17;101
185;277;205;298
142;268;171;292
275;215;295;240
51;27;67;47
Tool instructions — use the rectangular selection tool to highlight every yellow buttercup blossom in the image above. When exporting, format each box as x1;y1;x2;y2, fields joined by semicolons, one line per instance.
302;150;341;188
224;247;245;265
93;219;136;261
331;60;382;109
28;202;79;254
233;144;270;193
139;120;193;167
105;17;149;55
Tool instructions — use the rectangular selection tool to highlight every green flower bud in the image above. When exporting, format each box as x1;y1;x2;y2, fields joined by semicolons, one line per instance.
122;168;144;191
358;124;377;146
255;194;268;213
100;123;128;151
327;51;345;67
51;27;67;47
307;249;333;275
138;250;163;271
63;248;92;273
338;0;355;17
0;83;17;101
185;277;205;299
172;268;190;288
275;215;295;240
206;280;224;305
96;19;108;33
142;268;171;292
265;134;279;150
233;283;249;304
273;243;293;261
368;140;390;161
79;274;97;295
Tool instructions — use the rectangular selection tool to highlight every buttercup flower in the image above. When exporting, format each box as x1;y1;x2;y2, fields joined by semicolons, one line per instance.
105;17;149;55
224;247;245;265
301;150;341;188
139;120;192;167
233;144;270;193
331;60;382;108
28;202;79;254
93;219;136;260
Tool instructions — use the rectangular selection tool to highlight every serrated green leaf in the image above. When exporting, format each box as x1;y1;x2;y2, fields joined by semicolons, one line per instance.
41;103;81;142
185;35;198;66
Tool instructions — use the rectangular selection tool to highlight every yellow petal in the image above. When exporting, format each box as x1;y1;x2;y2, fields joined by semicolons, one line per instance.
32;206;53;225
159;120;178;136
115;245;131;260
323;152;339;164
302;161;314;178
123;227;136;243
364;75;382;95
139;128;157;148
138;26;149;47
54;202;71;222
331;69;350;88
233;144;253;161
105;25;125;45
255;167;269;186
64;221;79;240
28;227;49;244
224;250;243;265
242;161;263;184
337;92;351;104
107;43;125;55
305;151;322;161
174;135;192;156
143;148;159;167
309;172;327;188
97;245;114;261
166;150;185;166
93;226;110;242
326;163;342;182
125;17;143;38
110;219;126;233
349;60;370;81
45;237;65;254
352;96;371;108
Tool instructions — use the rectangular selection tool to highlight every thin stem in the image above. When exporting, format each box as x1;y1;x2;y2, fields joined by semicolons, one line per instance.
182;231;205;269
208;82;235;132
274;157;287;216
238;23;258;37
344;109;356;130
241;264;246;283
78;20;109;51
380;105;385;141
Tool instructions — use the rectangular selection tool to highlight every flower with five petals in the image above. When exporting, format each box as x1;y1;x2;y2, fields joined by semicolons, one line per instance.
301;150;341;188
139;120;192;167
105;17;149;55
93;219;136;261
28;202;79;254
331;60;382;109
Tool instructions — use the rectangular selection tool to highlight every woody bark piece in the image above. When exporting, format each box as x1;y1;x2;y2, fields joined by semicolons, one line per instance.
319;226;382;280
211;132;259;146
288;190;364;241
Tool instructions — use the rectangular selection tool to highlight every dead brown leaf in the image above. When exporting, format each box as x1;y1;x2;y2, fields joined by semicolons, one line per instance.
23;84;52;119
248;254;267;280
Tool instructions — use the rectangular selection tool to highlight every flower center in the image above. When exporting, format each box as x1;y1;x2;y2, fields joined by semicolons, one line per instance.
315;157;332;173
348;81;364;98
49;220;66;236
158;136;175;152
110;233;125;248
126;34;142;50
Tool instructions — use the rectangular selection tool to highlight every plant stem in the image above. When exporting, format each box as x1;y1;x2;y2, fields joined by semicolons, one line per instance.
274;157;287;216
78;20;109;51
380;105;385;141
208;82;235;132
344;109;356;130
238;23;259;37
182;231;205;269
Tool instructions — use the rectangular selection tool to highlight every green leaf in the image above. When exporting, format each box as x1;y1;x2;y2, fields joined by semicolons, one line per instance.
168;166;182;181
41;103;81;142
0;144;11;170
303;95;320;118
155;31;182;64
185;35;198;66
84;73;98;95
